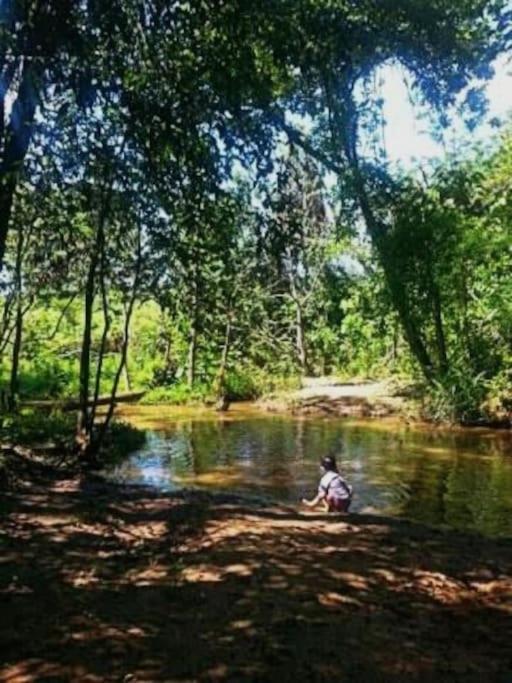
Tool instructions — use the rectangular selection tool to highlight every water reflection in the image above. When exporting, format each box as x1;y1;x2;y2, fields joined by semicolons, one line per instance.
109;405;512;537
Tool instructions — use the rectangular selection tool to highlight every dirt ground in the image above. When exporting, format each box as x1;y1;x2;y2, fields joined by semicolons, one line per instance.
1;465;512;682
260;378;411;418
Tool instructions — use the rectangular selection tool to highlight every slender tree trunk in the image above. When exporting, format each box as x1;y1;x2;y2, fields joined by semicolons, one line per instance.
9;301;23;409
392;316;399;364
95;229;142;453
432;283;448;375
89;235;110;432
295;300;309;375
123;361;132;392
289;275;309;375
9;222;25;408
215;315;232;397
187;322;198;388
77;250;98;449
0;292;15;361
122;302;132;391
187;271;199;388
76;156;117;456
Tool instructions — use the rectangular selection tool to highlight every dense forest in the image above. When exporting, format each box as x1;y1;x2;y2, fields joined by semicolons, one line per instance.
1;0;511;462
3;4;512;682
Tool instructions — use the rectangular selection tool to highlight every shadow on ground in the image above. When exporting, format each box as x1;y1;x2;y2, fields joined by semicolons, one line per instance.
1;475;511;682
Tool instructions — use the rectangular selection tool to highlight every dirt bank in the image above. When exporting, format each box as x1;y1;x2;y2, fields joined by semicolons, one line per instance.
259;378;414;419
1;462;512;682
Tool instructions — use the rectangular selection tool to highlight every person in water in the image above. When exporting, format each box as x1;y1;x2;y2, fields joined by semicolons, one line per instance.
302;455;352;512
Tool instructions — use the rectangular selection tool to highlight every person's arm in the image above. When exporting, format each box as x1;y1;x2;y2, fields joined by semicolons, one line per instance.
302;491;325;508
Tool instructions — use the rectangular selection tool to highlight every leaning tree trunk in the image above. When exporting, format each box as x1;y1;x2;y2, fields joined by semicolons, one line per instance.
322;76;435;381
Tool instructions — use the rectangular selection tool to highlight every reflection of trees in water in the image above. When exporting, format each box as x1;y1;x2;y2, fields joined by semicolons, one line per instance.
397;455;453;526
442;457;512;536
379;433;512;535
118;416;512;534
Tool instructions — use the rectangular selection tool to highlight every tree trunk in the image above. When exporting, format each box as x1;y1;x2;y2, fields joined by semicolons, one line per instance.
432;283;448;375
322;77;435;381
77;250;98;450
123;361;132;392
289;274;309;375
89;235;110;431
9;301;23;409
295;300;309;375
187;322;198;388
9;222;25;408
122;302;132;391
95;228;142;453
187;272;199;388
215;315;232;398
0;62;41;271
76;166;115;457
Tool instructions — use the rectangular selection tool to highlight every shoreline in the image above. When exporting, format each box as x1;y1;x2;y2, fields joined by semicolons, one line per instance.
131;376;512;431
1;462;512;681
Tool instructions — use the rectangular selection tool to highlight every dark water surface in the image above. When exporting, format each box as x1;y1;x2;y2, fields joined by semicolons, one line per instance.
109;404;512;537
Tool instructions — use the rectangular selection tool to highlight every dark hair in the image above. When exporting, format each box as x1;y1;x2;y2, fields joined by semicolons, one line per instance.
321;455;338;472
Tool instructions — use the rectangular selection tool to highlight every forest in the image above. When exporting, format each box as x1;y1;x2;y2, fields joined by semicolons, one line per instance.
1;1;512;466
1;4;512;680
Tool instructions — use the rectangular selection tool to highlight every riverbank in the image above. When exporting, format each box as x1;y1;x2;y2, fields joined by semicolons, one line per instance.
258;377;418;419
258;376;512;428
1;459;511;682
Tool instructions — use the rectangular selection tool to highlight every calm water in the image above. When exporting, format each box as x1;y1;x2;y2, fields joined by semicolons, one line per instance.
109;404;512;537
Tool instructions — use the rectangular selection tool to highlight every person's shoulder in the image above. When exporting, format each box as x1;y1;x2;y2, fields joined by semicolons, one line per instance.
320;471;336;486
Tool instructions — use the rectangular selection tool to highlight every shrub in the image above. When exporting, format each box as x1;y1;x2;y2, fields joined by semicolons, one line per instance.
422;367;489;424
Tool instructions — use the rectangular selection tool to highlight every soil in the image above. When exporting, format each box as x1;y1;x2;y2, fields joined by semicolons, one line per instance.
259;378;414;419
1;452;512;683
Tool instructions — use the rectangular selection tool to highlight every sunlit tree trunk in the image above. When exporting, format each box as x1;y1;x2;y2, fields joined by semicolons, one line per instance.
9;223;26;408
187;271;199;388
295;300;309;375
9;301;23;408
215;314;232;399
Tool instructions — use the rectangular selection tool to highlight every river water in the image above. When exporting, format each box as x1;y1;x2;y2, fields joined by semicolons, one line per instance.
109;404;512;537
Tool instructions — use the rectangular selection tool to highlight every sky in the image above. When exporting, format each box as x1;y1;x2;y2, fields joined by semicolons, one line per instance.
5;53;511;172
380;55;512;168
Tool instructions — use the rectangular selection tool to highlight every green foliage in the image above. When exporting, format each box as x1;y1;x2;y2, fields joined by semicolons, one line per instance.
18;361;77;399
223;371;261;401
0;411;145;464
98;421;147;465
141;382;212;406
423;369;490;424
0;410;75;447
1;0;510;439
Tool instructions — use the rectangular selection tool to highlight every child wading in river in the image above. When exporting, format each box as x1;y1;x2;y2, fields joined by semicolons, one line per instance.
302;455;353;512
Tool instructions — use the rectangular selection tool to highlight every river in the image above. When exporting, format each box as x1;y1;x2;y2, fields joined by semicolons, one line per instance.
108;404;512;537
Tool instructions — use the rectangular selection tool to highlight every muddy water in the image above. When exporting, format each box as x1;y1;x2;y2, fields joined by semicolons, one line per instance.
109;404;512;537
